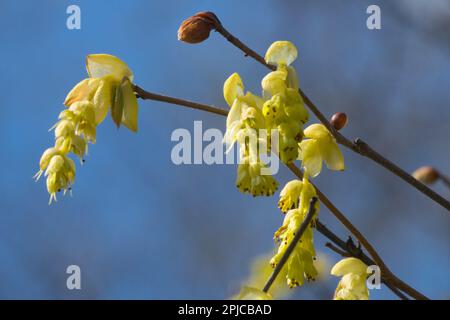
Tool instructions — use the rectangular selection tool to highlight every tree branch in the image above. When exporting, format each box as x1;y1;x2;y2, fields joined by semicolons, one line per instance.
317;221;409;300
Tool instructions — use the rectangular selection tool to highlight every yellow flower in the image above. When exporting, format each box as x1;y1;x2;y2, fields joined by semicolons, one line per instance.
262;41;300;96
331;258;369;300
36;54;139;203
261;41;308;164
44;154;76;204
271;175;319;287
265;41;298;67
223;73;265;150
233;287;272;300
223;72;244;107
52;115;89;161
298;123;344;177
277;121;303;163
64;54;138;131
34;147;60;181
236;157;278;197
270;208;317;287
223;73;278;197
261;69;288;97
278;179;303;213
65;101;97;143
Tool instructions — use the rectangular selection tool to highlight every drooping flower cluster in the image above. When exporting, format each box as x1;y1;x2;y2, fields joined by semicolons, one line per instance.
331;257;369;300
262;41;309;163
223;41;346;292
35;54;139;203
223;73;278;196
271;175;320;287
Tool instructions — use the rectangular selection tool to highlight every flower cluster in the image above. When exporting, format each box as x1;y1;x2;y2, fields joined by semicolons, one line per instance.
223;41;344;199
35;54;138;203
271;175;319;287
331;257;369;300
262;41;309;163
223;73;278;196
223;41;346;290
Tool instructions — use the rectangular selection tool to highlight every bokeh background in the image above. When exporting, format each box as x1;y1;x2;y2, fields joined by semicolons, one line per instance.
0;0;449;299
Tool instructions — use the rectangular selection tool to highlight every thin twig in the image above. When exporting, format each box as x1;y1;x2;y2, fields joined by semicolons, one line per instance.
325;242;350;257
262;197;318;293
134;86;228;116
317;221;410;300
133;86;428;299
439;173;450;189
213;21;450;212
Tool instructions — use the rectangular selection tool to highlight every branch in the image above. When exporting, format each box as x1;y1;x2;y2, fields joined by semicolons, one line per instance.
133;85;428;300
213;20;450;212
285;163;428;300
317;221;410;300
134;86;227;116
262;197;318;293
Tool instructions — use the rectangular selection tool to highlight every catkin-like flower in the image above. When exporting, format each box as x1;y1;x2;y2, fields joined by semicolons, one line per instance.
236;157;278;197
44;154;76;204
36;54;138;203
271;176;319;287
261;41;309;163
331;258;369;300
65;54;138;131
298;123;344;177
278;179;303;213
223;73;278;196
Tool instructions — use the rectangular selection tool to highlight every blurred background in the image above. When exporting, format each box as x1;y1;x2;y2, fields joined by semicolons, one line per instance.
0;0;449;299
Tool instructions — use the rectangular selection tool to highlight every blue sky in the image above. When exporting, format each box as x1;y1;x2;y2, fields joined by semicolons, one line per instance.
0;0;449;299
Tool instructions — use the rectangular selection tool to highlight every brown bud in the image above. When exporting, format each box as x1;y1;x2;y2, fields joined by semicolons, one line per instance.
330;112;348;130
412;166;440;184
177;12;220;44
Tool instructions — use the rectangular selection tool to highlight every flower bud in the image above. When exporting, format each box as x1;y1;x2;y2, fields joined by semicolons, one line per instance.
412;166;440;184
330;112;348;130
177;12;220;44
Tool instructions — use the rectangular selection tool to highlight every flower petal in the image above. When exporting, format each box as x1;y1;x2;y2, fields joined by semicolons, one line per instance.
322;140;345;171
331;257;368;277
265;41;298;66
93;76;115;124
261;69;287;97
120;77;138;132
299;139;322;177
86;54;133;82
303;123;330;140
64;78;100;106
226;99;243;129
223;72;244;106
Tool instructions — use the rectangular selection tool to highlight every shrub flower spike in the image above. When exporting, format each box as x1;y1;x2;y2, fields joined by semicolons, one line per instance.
35;54;139;204
221;41;346;291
